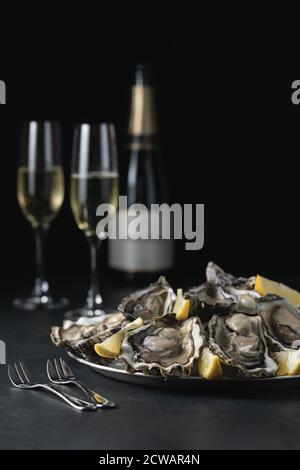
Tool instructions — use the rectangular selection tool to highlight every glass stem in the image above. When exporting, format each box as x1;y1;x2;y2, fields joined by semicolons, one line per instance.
86;237;102;311
33;226;49;297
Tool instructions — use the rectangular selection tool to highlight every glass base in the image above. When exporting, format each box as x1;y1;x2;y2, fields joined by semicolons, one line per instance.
64;307;106;322
13;295;69;311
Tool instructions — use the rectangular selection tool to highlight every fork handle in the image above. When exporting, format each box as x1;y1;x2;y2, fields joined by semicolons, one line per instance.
72;380;116;408
39;384;97;411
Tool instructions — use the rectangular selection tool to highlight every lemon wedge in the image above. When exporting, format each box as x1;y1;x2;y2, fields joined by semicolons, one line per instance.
273;350;300;376
288;350;300;375
198;347;222;380
94;317;143;359
173;288;190;321
255;275;300;308
273;351;289;376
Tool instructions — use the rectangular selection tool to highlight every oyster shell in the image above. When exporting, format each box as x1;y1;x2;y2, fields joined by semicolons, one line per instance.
118;276;176;322
186;284;258;320
208;312;278;377
206;261;256;291
121;316;205;376
186;262;259;320
51;312;126;363
257;295;300;350
51;312;126;347
186;282;236;320
231;294;258;315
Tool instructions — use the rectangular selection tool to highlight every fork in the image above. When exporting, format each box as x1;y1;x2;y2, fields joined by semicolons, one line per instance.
47;358;115;409
8;362;97;411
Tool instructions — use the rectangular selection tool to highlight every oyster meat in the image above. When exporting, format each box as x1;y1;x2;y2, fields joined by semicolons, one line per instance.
121;316;205;376
118;276;176;322
209;312;278;377
258;295;300;350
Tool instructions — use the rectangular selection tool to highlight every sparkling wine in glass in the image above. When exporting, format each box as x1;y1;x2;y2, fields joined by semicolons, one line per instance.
67;123;119;319
14;121;69;310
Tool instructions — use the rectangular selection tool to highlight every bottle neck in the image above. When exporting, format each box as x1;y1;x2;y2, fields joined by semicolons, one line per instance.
127;84;158;150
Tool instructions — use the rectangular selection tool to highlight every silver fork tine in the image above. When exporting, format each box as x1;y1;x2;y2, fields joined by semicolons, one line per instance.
19;362;32;383
8;364;19;386
57;358;115;409
60;358;74;379
54;358;62;380
47;359;57;381
14;362;25;383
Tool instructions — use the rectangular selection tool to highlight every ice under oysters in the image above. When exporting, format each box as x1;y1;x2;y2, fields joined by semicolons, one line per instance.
50;263;300;379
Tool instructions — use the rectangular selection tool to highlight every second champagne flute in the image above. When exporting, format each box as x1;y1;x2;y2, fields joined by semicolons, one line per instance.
67;123;119;319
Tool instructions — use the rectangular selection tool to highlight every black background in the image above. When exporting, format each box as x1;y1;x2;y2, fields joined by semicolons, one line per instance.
0;1;299;294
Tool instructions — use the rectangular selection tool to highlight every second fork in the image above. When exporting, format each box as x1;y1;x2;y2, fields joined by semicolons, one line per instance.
47;358;116;409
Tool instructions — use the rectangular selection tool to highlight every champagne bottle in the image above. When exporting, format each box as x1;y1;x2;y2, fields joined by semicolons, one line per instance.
108;63;174;282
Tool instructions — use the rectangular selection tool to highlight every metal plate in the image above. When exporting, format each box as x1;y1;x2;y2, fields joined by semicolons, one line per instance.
67;351;300;390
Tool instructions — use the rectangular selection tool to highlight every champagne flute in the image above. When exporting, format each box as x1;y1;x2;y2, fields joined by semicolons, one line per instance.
14;121;69;310
67;123;119;319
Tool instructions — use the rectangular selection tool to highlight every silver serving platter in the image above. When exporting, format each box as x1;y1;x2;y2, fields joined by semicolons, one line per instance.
68;351;300;390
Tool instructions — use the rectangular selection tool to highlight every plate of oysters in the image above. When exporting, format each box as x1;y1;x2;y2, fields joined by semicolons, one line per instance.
51;262;300;389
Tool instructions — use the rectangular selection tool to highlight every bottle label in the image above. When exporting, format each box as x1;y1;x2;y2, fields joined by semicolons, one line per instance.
108;237;173;272
108;208;174;272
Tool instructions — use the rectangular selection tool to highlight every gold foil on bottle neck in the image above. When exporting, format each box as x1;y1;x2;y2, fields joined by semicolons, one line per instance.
128;85;158;137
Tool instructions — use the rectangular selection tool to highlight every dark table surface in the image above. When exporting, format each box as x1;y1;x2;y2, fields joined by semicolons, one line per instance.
1;278;300;450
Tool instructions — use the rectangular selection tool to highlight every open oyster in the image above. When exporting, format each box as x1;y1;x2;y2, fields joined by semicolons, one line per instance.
121;316;205;376
206;261;256;291
257;295;300;350
209;312;278;377
186;263;259;320
186;282;236;321
50;312;126;363
186;284;258;321
118;276;176;322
